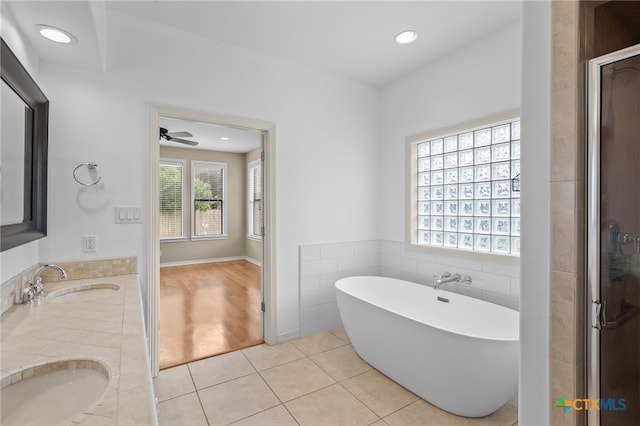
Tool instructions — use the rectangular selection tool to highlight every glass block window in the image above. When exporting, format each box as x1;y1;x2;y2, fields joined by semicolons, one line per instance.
415;118;520;255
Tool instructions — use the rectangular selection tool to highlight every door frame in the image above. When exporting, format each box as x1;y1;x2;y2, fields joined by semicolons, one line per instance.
587;43;640;425
147;104;277;376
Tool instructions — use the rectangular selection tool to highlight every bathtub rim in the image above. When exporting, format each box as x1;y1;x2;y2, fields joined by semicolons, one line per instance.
335;275;519;343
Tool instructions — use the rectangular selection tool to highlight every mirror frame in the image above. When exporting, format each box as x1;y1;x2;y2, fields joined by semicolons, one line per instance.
1;37;49;252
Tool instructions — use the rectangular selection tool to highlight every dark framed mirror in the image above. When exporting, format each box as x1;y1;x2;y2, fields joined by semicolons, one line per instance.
1;37;49;251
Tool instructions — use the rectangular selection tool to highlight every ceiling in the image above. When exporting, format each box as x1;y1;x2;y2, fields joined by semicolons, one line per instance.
159;117;263;153
4;1;520;152
5;1;521;87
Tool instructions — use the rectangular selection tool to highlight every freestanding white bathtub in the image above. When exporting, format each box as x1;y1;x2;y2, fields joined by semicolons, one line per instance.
335;276;519;418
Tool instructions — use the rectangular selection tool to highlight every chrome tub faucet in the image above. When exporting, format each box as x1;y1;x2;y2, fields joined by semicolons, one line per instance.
23;264;67;303
434;272;461;290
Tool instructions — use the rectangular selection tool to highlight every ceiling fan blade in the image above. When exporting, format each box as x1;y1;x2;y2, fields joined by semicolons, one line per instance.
169;137;199;146
166;131;193;138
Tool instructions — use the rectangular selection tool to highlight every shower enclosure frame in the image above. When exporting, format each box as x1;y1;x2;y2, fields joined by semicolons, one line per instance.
587;43;640;426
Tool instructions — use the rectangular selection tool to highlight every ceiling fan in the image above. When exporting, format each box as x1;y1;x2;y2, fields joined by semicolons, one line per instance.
159;127;199;146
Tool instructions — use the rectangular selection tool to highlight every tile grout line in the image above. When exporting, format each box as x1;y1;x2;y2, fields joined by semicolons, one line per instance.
186;362;211;426
239;348;303;425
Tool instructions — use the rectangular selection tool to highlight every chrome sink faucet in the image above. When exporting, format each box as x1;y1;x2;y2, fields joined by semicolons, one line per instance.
23;264;67;303
434;272;461;290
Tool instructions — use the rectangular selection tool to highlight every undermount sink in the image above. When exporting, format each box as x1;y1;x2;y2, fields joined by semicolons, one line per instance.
1;359;109;425
46;283;120;303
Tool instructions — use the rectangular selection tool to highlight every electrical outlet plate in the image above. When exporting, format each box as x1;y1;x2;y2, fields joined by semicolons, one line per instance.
83;235;96;252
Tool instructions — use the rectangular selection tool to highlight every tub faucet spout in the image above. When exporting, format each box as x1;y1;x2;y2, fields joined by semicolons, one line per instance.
434;272;461;290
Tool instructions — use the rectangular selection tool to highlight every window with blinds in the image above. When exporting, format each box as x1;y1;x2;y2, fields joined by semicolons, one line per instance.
159;159;185;240
248;160;262;239
192;161;226;238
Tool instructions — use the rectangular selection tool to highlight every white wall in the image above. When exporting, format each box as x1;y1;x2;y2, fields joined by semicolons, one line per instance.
375;23;522;303
0;3;41;283
519;2;550;424
379;22;522;242
36;10;380;337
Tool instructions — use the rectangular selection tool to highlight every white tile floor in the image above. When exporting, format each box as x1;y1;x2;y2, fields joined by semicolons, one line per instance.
153;328;518;426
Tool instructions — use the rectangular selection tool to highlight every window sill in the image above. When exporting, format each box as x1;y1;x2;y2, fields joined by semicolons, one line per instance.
247;235;263;242
191;235;228;241
407;242;520;267
160;238;186;243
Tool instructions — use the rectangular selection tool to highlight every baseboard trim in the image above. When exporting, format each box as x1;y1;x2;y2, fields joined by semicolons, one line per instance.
277;331;300;344
160;256;261;268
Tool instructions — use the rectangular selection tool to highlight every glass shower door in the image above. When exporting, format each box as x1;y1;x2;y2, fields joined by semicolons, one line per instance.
588;44;640;426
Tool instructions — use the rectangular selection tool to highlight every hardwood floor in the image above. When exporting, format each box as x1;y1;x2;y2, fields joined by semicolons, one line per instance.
159;260;263;370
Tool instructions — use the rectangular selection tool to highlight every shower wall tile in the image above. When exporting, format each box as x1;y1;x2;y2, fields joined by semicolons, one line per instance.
550;271;577;366
550;181;577;274
551;87;579;182
551;0;579;92
550;2;584;425
550;358;577;426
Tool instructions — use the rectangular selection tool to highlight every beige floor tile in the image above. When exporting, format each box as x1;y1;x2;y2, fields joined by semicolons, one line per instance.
341;369;419;417
260;357;335;402
384;400;468;426
198;373;280;425
188;350;256;390
290;331;346;356
230;405;298;426
242;342;305;371
329;327;351;343
154;364;196;402
310;344;371;381
76;414;117;425
285;383;379;426
157;392;208;426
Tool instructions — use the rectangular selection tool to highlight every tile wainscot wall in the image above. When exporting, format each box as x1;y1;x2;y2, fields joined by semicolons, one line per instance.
299;240;520;337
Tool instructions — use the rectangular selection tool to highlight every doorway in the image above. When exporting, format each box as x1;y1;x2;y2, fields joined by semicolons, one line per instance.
587;43;640;425
147;105;277;376
158;117;264;369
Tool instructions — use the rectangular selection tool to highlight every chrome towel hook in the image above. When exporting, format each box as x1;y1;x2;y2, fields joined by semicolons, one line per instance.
73;162;102;186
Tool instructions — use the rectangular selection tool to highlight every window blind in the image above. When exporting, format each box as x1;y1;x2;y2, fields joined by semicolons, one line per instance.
193;161;225;237
159;161;184;239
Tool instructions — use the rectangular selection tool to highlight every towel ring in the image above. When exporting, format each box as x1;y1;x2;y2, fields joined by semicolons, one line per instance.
73;162;102;186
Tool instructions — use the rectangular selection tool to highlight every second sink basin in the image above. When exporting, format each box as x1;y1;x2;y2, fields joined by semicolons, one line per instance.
1;359;109;425
46;283;120;303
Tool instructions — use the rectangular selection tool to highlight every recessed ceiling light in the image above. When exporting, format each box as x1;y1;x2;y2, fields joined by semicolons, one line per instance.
220;137;230;141
395;30;418;45
36;25;78;44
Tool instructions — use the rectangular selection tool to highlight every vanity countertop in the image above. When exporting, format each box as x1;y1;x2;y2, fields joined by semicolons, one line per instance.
1;274;157;425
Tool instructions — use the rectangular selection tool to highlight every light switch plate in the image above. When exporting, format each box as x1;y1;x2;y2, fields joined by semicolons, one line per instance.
114;207;143;224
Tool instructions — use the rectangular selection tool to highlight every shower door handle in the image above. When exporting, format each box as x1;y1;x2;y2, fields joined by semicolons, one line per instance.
592;300;607;330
